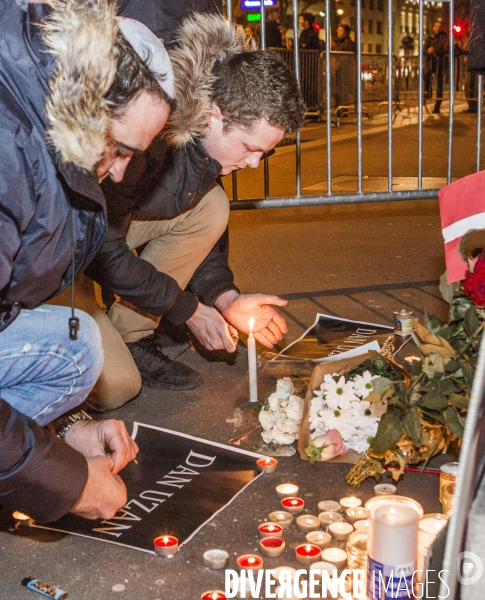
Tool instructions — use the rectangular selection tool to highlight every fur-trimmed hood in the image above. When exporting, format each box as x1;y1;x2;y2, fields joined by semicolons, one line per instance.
165;13;245;147
41;0;118;171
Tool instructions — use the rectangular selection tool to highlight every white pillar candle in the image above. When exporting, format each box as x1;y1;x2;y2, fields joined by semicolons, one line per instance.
296;514;321;533
276;483;299;499
321;547;348;569
247;316;258;403
329;521;354;541
340;496;362;509
306;531;332;549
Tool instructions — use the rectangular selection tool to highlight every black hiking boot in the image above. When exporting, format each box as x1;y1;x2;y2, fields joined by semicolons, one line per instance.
127;334;202;390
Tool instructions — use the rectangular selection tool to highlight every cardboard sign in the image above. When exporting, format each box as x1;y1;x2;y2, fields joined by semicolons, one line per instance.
32;424;263;553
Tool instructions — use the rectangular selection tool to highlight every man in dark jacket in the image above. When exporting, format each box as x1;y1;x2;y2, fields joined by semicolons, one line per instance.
0;0;173;522
79;14;306;410
299;12;321;50
424;21;449;114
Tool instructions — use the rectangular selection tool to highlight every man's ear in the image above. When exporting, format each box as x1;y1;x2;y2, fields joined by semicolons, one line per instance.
208;103;223;126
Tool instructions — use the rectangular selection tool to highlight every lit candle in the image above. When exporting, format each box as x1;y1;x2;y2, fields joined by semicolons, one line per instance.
247;316;258;403
339;496;362;509
345;507;369;523
12;511;34;527
296;514;321;533
259;536;286;558
256;457;278;473
276;483;299;499
294;543;322;566
153;535;178;557
258;522;283;538
329;521;354;541
374;483;397;495
321;547;348;569
318;510;343;531
272;566;298;584
353;519;370;531
236;554;264;571
318;500;342;513
203;549;229;570
268;510;293;529
416;513;449;581
309;561;339;579
201;592;227;600
306;531;332;549
281;497;305;515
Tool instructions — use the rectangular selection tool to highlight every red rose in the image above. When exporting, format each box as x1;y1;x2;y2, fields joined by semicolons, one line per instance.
464;267;485;307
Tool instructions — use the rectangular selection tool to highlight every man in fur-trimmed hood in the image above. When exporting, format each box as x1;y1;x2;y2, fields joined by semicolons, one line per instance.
0;0;174;522
81;12;306;407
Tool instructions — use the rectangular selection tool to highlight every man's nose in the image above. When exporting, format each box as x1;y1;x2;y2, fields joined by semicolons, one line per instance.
246;153;262;169
108;157;131;183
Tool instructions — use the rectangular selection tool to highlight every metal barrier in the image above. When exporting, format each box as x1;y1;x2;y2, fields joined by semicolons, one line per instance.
226;0;483;210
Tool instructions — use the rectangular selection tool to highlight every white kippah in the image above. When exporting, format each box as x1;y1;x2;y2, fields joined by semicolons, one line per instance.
116;17;175;100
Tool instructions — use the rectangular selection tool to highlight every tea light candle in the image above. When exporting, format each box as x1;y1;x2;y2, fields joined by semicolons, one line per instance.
321;547;348;569
353;519;370;531
318;500;342;513
12;511;34;527
258;522;283;538
281;497;305;515
276;483;299;499
259;536;286;558
340;496;362;509
374;483;397;495
153;535;178;557
296;514;321;533
203;549;229;570
309;561;339;578
329;521;354;541
318;511;343;530
256;457;278;473
201;592;227;600
268;510;293;529
294;543;322;566
306;531;332;549
236;554;263;571
346;507;369;523
272;566;298;584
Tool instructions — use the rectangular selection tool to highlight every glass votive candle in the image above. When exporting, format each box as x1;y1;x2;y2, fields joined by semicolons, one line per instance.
236;554;263;571
294;543;322;566
201;591;227;600
268;510;293;529
374;483;397;495
318;511;343;531
296;514;321;533
281;497;305;515
346;529;368;570
258;522;283;538
259;536;286;558
203;549;229;570
321;547;348;569
153;535;178;557
417;513;449;581
318;500;342;513
353;519;370;531
328;521;354;541
256;457;278;473
442;483;455;516
346;506;369;523
306;531;332;549
276;483;299;499
339;496;362;509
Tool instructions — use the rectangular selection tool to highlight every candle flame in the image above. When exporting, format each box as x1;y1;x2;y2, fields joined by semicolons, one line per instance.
306;544;311;551
249;316;254;332
248;557;255;564
268;525;275;531
163;536;169;543
265;459;271;465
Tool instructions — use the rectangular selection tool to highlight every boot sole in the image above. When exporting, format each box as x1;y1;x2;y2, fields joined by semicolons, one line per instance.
140;374;203;391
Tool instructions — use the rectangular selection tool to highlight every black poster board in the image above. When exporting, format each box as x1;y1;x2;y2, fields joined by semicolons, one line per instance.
32;424;263;553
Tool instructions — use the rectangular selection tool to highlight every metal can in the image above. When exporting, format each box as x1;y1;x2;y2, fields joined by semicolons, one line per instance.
394;309;414;337
439;462;459;503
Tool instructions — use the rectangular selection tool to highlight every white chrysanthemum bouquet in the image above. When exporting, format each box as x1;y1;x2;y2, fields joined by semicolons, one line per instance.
258;377;305;445
307;370;388;457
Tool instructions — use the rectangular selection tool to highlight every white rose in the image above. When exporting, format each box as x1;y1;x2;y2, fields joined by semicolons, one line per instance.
267;392;281;412
286;395;304;421
276;419;299;435
271;427;297;445
276;377;294;400
259;409;276;431
261;429;275;445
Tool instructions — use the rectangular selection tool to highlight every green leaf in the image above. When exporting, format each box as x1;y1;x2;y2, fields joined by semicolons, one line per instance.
445;359;460;373
448;393;469;410
435;378;458;395
401;411;422;445
465;306;480;336
411;360;422;376
460;361;475;388
445;406;464;438
370;413;403;454
370;376;394;395
253;403;263;413
420;390;449;410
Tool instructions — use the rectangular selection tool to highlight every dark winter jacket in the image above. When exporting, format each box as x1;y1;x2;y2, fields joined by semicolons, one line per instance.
299;25;320;50
468;0;485;73
332;35;356;52
89;14;243;324
0;0;117;521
